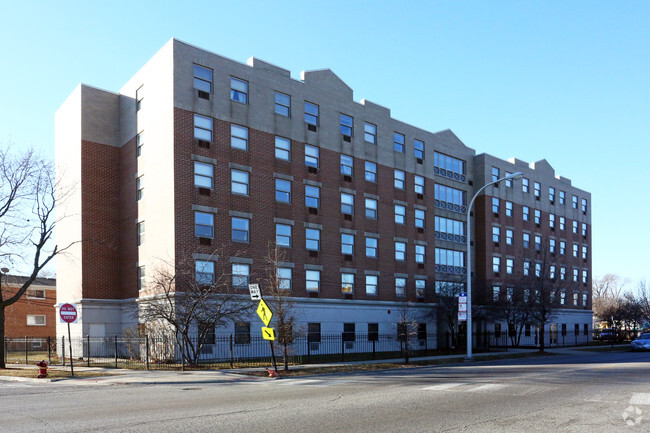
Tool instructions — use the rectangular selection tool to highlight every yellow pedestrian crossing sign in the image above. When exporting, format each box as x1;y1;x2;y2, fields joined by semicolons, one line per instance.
256;299;273;326
262;327;276;341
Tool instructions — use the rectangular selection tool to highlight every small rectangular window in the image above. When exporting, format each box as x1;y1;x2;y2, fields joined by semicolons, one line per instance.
415;279;425;298
340;114;353;137
194;114;213;141
194;162;213;188
137;221;145;246
231;170;249;195
506;229;513;245
549;187;555;202
306;270;320;292
366;237;378;257
276;224;292;247
414;139;424;160
230;77;248;103
395;204;406;224
194;212;214;238
505;201;513;217
364;123;377;143
493;256;500;273
492;226;500;243
231;125;248;150
308;323;321;343
492;167;500;182
395;277;406;297
341;233;354;255
492;197;500;214
341;193;354;215
393;132;405;152
365;161;377;182
277;267;292;290
415;209;425;228
368;323;379;341
305;145;319;168
534;181;541;197
193;64;212;93
415;245;425;263
340;154;353;175
572;195;579;208
26;315;46;326
341;273;355;294
365;198;377;219
559;190;566;204
395;241;406;261
394;169;405;189
232;217;249;242
137;266;145;291
366;275;378;295
232;263;250;288
414;175;424;195
343;323;356;341
234;322;251;344
274;92;291;116
136;132;143;157
195;260;215;285
305;185;320;208
304;102;319;125
522;178;529;193
305;228;320;251
136;176;143;201
275;136;291;161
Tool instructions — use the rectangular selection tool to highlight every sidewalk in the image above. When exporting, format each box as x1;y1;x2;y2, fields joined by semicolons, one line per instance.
0;345;622;386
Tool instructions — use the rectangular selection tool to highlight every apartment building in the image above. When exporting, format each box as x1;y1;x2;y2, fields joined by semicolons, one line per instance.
55;38;592;344
3;275;56;339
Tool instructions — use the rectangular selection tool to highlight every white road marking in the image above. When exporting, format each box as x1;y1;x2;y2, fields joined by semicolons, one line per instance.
467;384;506;392
278;379;321;386
630;393;650;405
421;383;468;391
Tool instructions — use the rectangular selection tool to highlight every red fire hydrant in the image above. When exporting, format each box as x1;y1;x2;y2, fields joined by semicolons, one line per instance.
36;360;48;378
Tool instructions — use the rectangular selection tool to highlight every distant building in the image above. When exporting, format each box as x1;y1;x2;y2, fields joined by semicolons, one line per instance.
55;38;592;347
3;275;56;339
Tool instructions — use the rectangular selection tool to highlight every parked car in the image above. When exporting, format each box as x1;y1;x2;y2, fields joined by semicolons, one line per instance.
597;329;617;341
630;333;650;351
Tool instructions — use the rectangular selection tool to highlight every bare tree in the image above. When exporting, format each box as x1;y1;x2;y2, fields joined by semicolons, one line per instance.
492;288;532;348
0;146;71;369
396;302;419;364
137;250;253;367
259;245;302;371
434;281;465;349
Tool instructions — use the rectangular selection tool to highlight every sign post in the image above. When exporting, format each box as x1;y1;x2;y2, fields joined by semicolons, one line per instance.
458;293;467;322
59;303;78;377
254;295;277;372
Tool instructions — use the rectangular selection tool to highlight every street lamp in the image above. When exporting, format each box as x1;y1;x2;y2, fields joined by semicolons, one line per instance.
0;267;9;300
465;172;522;360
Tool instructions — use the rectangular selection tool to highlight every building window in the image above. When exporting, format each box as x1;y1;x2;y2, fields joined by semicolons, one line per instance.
340;114;353;137
394;169;405;189
550;265;556;279
573;243;579;258
137;221;145;246
193;64;212;93
340;154;353;175
366;275;378;295
341;273;354;294
535;262;542;277
275;179;291;203
549;238;556;253
193;114;212;142
232;263;250;288
308;323;321;343
136;86;143;111
507;287;514;301
365;198;378;219
492;197;500;214
506;229;513;245
364;123;377;143
560;291;566;305
395;277;406;297
415;209;425;228
194;162;213;188
195;260;215;285
523;261;530;276
137;266;145;291
414;139;424;160
522;178;529;193
433;152;466;181
583;293;588;306
305;144;319;168
276;224;292;247
582;245;588;259
306;270;320;292
492;167;500;182
230;77;248;103
368;323;379;341
395;204;406;224
573;268;579;282
560;240;566;255
492;226;500;243
435;216;465;242
305;228;320;251
136;176;143;201
582;269;588;284
549;214;555;228
27;289;46;299
559;216;566;230
341;233;354;255
493;286;500;302
393;132;405;152
305;185;320;208
559;190;566;205
395;241;406;261
27;315;46;326
415;279;425;298
559;266;566;280
523;233;530;248
232;217;249;242
366;237;378;258
534;182;541;198
572;220;578;234
231;170;249;195
365;161;377;182
415;245;425;263
493;256;500;273
230;125;248;150
506;258;514;274
304;102;319;126
274;92;291;116
195;212;214;238
136;132;143;157
277;267;292;290
435;248;465;273
534;209;541;225
434;184;466;211
341;193;354;215
549;187;555;203
275;137;291;160
522;206;529;221
505;201;513;217
414;175;424;195
234;322;250;344
572;195;579;209
343;323;356;341
572;292;579;306
535;235;542;251
505;172;513;187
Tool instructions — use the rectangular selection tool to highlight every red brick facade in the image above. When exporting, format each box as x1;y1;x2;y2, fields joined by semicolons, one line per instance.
3;278;56;338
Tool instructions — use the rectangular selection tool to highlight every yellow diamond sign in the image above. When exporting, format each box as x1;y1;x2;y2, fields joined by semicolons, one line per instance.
256;299;273;326
262;327;276;341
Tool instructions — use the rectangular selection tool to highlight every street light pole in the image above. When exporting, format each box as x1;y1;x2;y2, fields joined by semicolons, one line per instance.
466;172;522;361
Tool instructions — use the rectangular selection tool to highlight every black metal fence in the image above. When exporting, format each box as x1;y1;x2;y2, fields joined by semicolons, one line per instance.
3;330;615;370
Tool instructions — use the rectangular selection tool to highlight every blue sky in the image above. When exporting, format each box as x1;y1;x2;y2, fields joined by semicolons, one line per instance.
0;1;647;283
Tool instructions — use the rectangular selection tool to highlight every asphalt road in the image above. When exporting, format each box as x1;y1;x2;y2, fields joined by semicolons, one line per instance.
2;350;650;433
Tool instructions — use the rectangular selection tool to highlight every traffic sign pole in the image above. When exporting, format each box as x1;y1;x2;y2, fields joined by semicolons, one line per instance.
67;322;74;377
59;303;78;377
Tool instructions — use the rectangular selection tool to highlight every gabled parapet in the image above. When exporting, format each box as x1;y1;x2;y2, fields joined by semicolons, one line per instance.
301;69;353;100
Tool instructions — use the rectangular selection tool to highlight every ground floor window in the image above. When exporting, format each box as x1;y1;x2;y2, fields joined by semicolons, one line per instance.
234;322;250;344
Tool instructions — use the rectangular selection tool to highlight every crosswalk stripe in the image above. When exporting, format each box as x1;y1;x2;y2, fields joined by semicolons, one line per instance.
421;383;468;391
467;384;506;392
630;393;650;405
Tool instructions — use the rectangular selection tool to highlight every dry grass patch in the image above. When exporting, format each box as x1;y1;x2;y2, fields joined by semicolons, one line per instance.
0;368;118;379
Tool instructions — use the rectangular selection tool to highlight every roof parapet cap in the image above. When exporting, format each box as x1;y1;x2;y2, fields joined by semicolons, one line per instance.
246;57;290;78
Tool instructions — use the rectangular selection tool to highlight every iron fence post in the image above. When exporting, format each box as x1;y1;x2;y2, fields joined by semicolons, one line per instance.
145;335;150;371
47;336;51;364
87;335;90;367
62;335;65;366
25;336;28;365
306;337;310;364
372;339;376;360
4;337;7;365
229;334;234;368
114;335;118;369
341;333;345;362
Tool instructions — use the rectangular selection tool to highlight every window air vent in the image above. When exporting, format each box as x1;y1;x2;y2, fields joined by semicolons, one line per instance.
343;135;351;143
308;207;318;215
307;124;317;132
199;237;212;246
417;227;424;234
416;193;424;200
309;293;319;299
344;214;353;221
198;188;211;196
309;250;319;258
418;263;425;269
416;158;423;164
308;166;318;174
198;90;210;100
344;254;353;261
198;140;210;149
343;175;352;183
344;295;353;300
468;181;473;186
